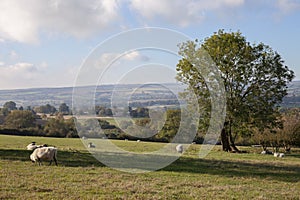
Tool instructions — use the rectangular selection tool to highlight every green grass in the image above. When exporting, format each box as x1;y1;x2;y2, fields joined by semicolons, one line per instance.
1;135;300;199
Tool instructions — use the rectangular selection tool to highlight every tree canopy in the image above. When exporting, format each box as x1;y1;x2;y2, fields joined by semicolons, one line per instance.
59;103;70;115
176;30;294;151
3;101;17;111
4;110;36;129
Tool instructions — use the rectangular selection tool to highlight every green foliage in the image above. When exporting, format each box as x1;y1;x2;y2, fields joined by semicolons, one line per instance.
3;101;17;111
0;107;9;116
253;108;300;151
34;104;57;114
135;118;151;127
176;30;294;150
4;110;36;129
44;117;77;138
130;107;149;118
95;106;113;117
59;103;70;115
119;120;133;129
156;110;181;142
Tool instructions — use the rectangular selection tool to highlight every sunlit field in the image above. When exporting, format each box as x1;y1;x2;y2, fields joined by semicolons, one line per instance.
1;135;300;199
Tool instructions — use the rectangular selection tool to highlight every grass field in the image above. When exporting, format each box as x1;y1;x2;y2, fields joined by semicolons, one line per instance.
1;134;300;199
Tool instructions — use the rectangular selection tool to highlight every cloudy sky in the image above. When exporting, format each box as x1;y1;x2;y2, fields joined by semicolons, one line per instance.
0;0;299;89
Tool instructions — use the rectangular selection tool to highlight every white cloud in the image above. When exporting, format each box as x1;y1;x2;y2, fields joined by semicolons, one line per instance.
0;63;36;89
276;0;300;14
94;51;149;68
0;62;49;89
0;0;120;43
0;61;78;89
1;62;37;76
9;50;18;60
129;0;245;26
0;61;4;66
122;51;150;61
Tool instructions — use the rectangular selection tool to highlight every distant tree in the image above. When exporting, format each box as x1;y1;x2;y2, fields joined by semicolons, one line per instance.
26;106;32;111
119;120;133;129
130;107;149;118
277;109;300;150
156;110;181;142
19;106;24;110
95;106;113;117
34;104;57;114
0;108;9;116
44;118;66;137
59;103;70;115
43;117;77;137
3;101;17;111
98;119;116;129
4;110;36;129
176;30;294;152
135;118;151;127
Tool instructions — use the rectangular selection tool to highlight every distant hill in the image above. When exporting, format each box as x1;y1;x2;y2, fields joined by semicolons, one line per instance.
282;81;300;107
0;83;185;108
0;81;299;108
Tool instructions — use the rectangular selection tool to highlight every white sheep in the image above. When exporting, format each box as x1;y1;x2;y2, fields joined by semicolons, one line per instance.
27;142;48;151
273;152;280;157
176;144;183;153
30;147;58;166
279;153;285;158
261;150;273;155
88;142;96;148
26;142;38;150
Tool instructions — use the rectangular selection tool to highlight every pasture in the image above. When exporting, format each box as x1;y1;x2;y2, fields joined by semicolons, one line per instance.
1;135;300;199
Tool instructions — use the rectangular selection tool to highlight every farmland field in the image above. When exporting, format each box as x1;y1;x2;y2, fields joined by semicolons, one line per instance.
1;134;300;199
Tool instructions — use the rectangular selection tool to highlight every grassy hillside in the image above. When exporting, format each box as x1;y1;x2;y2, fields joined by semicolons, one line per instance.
1;135;300;199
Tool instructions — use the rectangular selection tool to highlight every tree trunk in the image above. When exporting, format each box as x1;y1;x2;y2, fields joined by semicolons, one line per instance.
221;127;231;152
229;132;240;152
221;121;240;153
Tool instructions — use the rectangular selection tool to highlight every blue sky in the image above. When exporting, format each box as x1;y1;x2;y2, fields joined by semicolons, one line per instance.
0;0;299;89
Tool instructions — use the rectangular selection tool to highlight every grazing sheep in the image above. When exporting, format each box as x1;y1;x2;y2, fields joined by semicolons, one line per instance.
261;150;273;155
30;147;57;166
137;140;140;142
27;142;37;150
82;136;87;140
88;142;96;148
279;153;285;158
274;152;280;157
176;144;183;153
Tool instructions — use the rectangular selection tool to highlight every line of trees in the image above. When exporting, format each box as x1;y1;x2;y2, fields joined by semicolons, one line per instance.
0;101;76;138
1;100;300;148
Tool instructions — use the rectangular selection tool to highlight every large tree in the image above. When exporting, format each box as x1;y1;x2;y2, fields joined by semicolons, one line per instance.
3;101;17;111
34;104;57;114
59;103;70;115
4;110;36;129
176;30;294;152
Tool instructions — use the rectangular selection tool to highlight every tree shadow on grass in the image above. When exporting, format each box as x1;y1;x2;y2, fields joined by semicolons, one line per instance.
163;157;300;183
288;154;300;159
0;149;104;167
1;149;299;183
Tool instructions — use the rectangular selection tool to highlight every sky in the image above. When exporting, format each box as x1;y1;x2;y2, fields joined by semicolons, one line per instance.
0;0;299;90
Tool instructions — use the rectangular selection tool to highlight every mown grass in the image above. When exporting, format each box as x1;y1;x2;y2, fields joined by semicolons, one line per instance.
0;134;300;199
